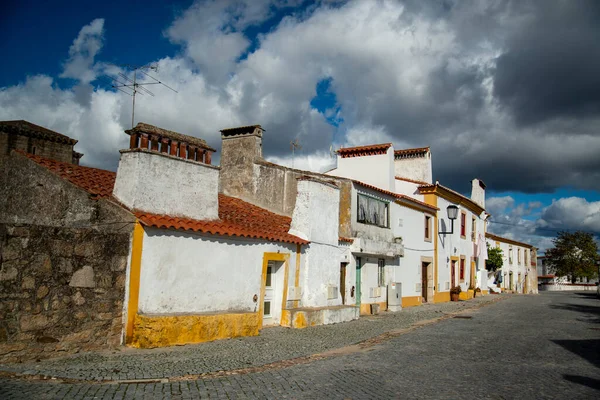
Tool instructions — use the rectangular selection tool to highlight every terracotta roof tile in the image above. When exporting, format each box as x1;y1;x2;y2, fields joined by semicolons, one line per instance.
337;143;392;158
126;122;215;152
395;176;430;185
339;236;354;243
394;146;429;158
136;194;308;245
19;151;308;245
0;120;77;145
220;125;263;137
17;151;116;200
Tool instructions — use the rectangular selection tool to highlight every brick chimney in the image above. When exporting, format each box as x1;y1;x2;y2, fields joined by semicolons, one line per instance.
471;178;486;209
113;123;219;220
219;125;264;199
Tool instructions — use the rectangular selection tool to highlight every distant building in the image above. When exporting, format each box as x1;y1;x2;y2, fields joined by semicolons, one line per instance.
486;233;538;294
0;120;83;165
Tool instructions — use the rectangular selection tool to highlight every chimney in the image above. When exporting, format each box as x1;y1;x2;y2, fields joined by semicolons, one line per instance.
471;178;486;209
219;125;264;198
113;123;219;220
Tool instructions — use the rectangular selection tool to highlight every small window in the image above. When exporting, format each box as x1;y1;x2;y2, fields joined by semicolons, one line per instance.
518;249;521;265
357;194;389;228
459;258;465;281
460;212;467;238
509;247;513;264
263;301;271;316
424;215;431;241
471;217;476;242
265;265;273;287
378;259;385;287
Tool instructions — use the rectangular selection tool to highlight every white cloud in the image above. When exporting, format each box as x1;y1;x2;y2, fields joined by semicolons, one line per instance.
60;18;105;84
537;197;600;233
486;196;515;216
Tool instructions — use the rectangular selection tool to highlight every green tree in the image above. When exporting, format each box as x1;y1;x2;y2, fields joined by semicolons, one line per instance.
486;243;503;272
545;231;598;283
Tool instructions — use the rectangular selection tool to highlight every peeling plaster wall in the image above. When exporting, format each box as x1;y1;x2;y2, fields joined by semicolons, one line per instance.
113;150;219;221
138;228;298;314
394;154;432;184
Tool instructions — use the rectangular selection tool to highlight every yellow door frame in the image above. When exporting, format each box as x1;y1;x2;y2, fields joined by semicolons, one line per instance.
259;252;290;327
125;221;145;344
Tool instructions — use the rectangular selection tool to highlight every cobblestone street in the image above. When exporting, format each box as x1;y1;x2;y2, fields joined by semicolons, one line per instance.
1;292;599;399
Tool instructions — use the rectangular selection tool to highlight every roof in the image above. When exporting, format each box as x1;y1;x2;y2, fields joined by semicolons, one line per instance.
337;143;392;158
485;232;535;249
395;176;430;185
18;151;307;246
538;274;555;279
339;236;354;243
0;120;77;145
352;180;438;212
17;151;116;200
220;125;263;137
136;194;308;245
125;122;215;152
418;183;485;215
394;147;429;158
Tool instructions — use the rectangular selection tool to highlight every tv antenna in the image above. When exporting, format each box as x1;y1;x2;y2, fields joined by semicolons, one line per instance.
99;64;178;128
290;139;302;168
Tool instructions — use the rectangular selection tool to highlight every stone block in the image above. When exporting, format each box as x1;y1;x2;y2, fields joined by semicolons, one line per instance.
69;266;95;288
0;264;18;281
7;226;30;237
36;285;49;299
21;276;35;289
63;329;94;343
110;256;128;272
74;311;88;320
50;240;73;257
74;241;103;258
1;240;21;260
97;312;113;320
20;314;55;331
57;258;73;273
72;291;86;306
32;254;52;276
0;342;26;355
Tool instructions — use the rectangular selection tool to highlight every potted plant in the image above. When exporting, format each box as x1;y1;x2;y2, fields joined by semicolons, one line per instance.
474;287;482;298
450;286;461;301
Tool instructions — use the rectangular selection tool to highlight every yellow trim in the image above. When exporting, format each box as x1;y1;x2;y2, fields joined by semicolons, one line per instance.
125;220;144;344
434;292;450;303
402;296;422;307
131;312;259;348
423;193;438;303
419;185;485;216
481;290;489;295
259;252;290;328
293;244;301;308
459;289;474;301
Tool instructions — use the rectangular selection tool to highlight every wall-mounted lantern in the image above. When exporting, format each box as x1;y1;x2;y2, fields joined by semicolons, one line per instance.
439;205;459;235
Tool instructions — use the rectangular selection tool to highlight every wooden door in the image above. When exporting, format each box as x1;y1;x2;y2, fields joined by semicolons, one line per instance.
356;257;362;306
451;260;457;288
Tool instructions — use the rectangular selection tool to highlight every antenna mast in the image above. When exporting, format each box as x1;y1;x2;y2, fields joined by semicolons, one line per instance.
101;64;178;128
290;139;302;169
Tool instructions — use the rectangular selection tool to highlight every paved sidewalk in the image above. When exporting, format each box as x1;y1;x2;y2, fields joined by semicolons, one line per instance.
0;295;501;382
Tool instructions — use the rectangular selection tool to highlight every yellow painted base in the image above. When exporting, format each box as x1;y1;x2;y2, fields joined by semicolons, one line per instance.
132;312;259;348
459;290;475;301
434;292;450;303
401;296;422;308
481;290;489;295
359;302;387;315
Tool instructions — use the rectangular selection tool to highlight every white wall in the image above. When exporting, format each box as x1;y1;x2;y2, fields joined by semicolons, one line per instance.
437;196;487;292
394;153;432;184
138;228;297;314
328;147;395;192
485;238;533;293
289;179;339;245
394;180;424;200
391;203;435;299
113;150;219;221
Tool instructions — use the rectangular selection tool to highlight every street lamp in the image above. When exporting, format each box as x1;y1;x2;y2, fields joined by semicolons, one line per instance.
439;204;459;235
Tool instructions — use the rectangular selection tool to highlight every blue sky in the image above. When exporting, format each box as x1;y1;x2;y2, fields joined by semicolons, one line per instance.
1;0;599;252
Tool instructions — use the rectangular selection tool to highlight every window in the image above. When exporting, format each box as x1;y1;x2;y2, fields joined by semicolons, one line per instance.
424;215;432;241
509;247;513;264
378;259;385;287
459;257;465;281
357;194;389;228
525;250;529;265
471;217;476;242
518;249;521;265
460;212;467;238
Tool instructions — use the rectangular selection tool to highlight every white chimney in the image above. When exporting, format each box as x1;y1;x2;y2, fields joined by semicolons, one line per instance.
113;123;219;220
471;178;486;209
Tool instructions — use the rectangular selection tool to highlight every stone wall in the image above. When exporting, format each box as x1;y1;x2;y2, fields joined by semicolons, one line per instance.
0;224;130;363
0;133;74;165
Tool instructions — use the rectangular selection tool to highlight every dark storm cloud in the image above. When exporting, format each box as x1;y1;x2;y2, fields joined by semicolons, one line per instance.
493;0;600;126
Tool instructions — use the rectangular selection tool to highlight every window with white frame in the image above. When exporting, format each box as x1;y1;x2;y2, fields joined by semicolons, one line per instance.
357;194;389;228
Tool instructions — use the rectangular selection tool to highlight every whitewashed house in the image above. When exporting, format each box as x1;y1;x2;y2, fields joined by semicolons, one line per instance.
486;233;538;294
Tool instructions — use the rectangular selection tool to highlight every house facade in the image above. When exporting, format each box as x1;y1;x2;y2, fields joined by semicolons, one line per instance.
486;233;538;294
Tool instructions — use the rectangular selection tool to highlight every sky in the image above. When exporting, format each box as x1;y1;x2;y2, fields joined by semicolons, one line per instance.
1;0;599;253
